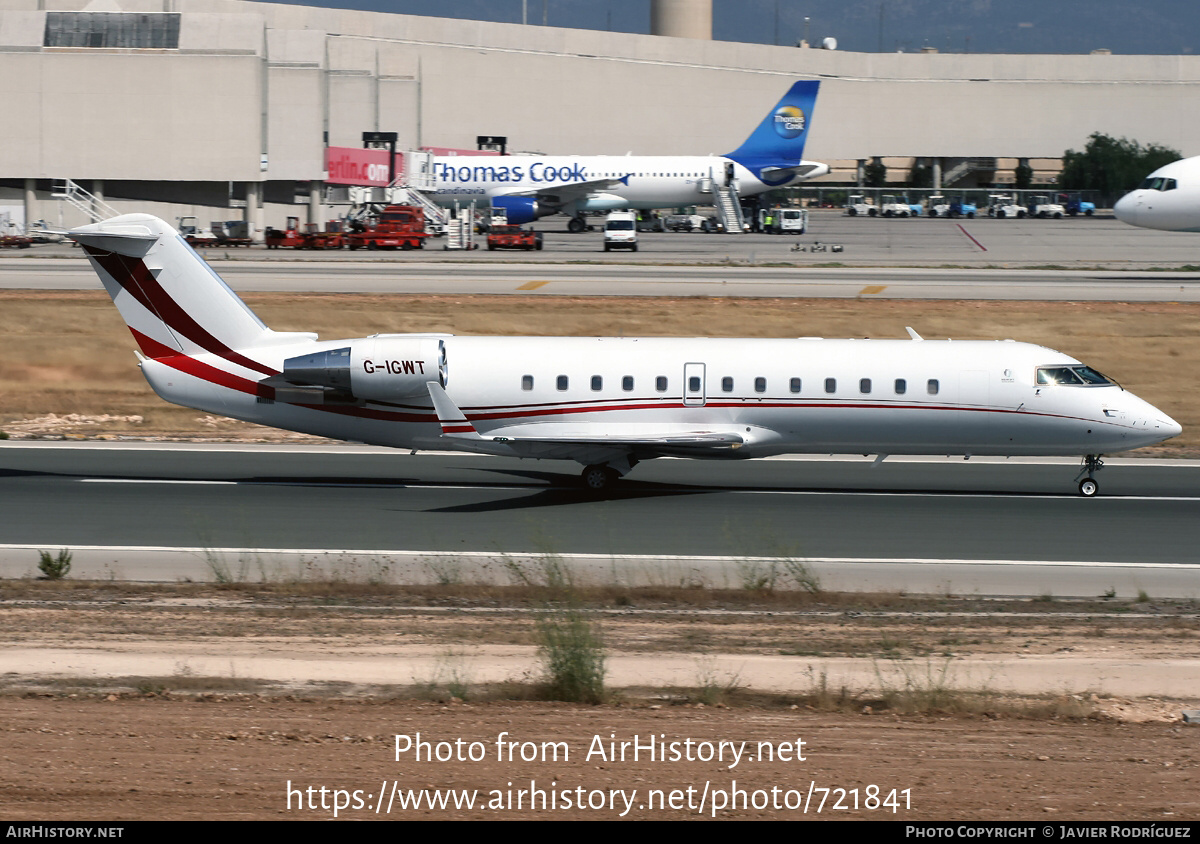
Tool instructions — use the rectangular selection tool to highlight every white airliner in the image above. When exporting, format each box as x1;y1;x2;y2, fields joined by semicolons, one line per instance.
1114;155;1198;231
70;214;1180;496
430;80;829;232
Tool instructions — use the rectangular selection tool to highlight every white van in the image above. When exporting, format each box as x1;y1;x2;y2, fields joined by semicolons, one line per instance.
603;211;638;252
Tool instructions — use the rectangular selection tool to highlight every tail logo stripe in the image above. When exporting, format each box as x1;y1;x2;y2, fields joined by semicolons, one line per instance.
85;246;277;377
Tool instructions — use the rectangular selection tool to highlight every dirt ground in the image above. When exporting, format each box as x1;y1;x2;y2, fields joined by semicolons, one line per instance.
0;583;1197;821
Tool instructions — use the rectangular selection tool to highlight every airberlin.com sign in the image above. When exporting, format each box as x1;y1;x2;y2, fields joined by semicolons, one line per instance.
325;147;391;186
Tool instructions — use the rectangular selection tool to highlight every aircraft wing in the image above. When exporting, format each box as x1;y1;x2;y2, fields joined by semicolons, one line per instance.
424;382;743;462
491;176;630;207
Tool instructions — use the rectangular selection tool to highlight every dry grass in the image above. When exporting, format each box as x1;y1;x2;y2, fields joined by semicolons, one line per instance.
1;291;1197;450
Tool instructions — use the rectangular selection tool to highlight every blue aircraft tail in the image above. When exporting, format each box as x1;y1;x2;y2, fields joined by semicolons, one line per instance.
725;80;820;184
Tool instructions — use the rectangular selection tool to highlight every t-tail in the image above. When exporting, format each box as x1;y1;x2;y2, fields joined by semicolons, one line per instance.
69;214;316;412
725;79;827;187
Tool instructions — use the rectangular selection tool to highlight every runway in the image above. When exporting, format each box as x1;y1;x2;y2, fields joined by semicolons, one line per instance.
3;443;1198;597
4;215;1200;301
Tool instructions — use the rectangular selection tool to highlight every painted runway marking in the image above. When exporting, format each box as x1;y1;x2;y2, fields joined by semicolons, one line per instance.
517;280;549;290
859;285;887;294
80;479;236;485
957;223;987;252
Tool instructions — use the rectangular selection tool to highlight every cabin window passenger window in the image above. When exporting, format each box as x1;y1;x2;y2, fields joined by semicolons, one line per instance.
522;375;533;391
790;378;802;393
825;378;836;394
895;378;906;395
557;375;568;391
860;378;871;394
656;376;668;392
755;377;766;393
927;379;939;396
591;375;603;391
722;377;734;392
622;376;634;391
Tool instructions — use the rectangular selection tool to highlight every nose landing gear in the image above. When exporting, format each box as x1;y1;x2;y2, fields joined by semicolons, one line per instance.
1075;454;1104;497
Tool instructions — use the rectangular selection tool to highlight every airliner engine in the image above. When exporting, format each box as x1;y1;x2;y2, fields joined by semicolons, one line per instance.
490;196;541;224
273;336;447;404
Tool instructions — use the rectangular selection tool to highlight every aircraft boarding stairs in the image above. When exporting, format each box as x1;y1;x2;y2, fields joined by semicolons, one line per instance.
52;178;120;223
385;186;451;236
714;184;746;233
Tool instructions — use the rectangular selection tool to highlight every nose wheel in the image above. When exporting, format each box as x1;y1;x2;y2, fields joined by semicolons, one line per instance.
1075;454;1104;497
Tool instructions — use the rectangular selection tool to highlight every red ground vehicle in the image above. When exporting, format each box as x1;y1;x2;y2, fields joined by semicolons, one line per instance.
347;206;429;250
486;225;543;251
265;217;345;250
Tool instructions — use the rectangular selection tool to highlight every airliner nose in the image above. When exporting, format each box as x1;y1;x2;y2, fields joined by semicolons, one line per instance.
1113;192;1138;224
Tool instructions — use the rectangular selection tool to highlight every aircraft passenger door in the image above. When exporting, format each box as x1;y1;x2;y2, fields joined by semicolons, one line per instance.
683;362;706;407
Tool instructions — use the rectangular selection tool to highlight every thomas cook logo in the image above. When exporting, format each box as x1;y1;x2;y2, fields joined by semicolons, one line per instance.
773;105;807;139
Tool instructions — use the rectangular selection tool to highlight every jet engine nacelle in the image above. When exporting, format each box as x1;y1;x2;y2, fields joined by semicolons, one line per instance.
573;193;630;212
282;336;446;403
490;196;542;224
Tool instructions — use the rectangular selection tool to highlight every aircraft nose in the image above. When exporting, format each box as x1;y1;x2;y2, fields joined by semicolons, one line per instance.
1113;192;1138;224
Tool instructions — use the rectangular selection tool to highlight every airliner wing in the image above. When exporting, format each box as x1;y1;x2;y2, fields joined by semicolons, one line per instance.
492;176;629;206
424;382;743;461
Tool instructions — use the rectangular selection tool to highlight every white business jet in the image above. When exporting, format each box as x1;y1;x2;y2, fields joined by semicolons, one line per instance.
1114;155;1200;231
430;80;829;232
70;215;1179;495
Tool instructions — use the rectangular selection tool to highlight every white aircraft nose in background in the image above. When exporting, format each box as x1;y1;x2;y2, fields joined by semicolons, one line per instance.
1114;155;1200;232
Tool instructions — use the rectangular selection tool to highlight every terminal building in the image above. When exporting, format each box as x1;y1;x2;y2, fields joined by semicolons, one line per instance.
2;0;1198;235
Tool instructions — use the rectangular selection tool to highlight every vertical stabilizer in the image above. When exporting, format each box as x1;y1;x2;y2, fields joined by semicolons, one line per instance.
725;80;821;184
70;215;285;375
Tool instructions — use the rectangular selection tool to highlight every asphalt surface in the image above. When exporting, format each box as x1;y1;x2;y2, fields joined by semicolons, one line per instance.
3;444;1199;596
4;214;1200;301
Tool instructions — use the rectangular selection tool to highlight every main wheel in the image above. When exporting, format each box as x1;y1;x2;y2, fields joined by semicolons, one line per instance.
581;464;617;491
567;217;585;234
1078;478;1099;497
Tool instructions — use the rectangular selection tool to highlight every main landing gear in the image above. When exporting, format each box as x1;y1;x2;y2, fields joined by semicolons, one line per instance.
1075;454;1104;497
581;464;618;491
579;457;639;493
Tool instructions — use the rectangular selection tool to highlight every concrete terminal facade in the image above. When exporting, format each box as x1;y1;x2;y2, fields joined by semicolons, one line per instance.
3;0;1199;234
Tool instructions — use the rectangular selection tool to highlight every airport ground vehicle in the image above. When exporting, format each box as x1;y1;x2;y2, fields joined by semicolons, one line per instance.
758;207;808;234
1063;194;1096;216
70;213;1182;496
486;225;543;251
844;195;877;217
949;197;978;218
0;234;31;248
603;211;638;251
1027;195;1066;219
987;195;1027;219
879;195;912;217
179;217;253;247
265;218;346;250
926;195;951;217
347;205;429;250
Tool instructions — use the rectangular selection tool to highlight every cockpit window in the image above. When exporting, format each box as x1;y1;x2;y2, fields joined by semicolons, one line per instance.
1137;177;1177;192
1036;365;1113;386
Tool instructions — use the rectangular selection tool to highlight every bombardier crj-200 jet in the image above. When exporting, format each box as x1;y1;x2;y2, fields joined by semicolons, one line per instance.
429;80;829;232
70;215;1180;495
